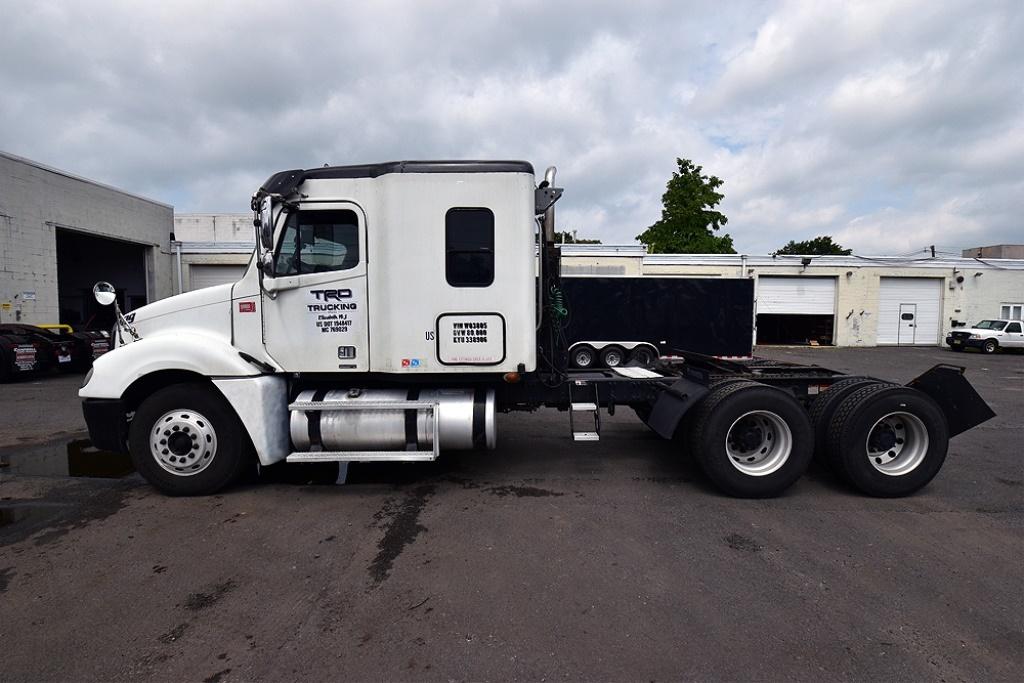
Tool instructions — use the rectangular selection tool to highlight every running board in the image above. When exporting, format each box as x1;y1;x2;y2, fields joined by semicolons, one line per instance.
286;451;436;463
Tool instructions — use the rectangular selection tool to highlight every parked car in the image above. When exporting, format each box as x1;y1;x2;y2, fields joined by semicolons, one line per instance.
37;323;111;366
946;319;1024;353
0;327;45;382
0;323;84;372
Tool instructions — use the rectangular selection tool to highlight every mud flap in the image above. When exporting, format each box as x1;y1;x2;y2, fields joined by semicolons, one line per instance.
906;364;996;437
647;378;710;440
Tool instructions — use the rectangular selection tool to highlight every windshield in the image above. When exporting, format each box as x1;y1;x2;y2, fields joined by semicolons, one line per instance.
973;320;1007;330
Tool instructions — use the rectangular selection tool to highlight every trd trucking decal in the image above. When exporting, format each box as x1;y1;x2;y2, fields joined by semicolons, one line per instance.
308;288;358;335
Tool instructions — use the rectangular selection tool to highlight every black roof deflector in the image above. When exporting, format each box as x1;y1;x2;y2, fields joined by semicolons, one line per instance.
257;160;534;201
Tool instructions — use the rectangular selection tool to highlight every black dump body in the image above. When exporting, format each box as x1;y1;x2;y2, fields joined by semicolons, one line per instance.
560;276;755;357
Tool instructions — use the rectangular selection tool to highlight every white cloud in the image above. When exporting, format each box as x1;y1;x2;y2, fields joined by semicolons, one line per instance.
0;0;1020;254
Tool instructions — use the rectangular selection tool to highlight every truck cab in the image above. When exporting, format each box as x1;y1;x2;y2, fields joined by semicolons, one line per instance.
946;319;1024;353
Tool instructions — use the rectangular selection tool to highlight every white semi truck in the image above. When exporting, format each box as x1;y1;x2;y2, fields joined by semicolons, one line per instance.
80;160;994;498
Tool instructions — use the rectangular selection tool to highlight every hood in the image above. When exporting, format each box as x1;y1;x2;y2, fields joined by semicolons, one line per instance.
128;284;234;325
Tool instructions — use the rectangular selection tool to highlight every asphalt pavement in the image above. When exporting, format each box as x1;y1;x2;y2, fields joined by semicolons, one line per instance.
0;347;1021;681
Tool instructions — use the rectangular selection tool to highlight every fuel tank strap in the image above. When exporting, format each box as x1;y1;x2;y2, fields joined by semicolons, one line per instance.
308;389;328;449
405;389;420;451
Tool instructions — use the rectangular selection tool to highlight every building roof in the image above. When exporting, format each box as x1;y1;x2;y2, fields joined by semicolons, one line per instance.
0;150;173;209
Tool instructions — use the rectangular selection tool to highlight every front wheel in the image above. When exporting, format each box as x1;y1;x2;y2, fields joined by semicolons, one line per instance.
687;382;813;498
982;339;998;354
128;383;252;496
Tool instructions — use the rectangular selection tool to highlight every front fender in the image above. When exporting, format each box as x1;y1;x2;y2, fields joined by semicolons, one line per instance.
79;333;263;400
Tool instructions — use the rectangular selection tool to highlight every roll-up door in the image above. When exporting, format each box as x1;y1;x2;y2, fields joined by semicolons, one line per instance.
189;264;246;291
877;277;942;345
757;277;836;314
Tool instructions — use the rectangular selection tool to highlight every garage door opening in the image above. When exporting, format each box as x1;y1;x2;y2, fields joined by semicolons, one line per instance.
56;229;148;330
755;276;837;346
756;314;835;345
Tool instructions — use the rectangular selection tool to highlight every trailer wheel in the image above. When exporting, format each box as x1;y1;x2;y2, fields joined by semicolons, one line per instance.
571;345;597;369
826;384;948;497
600;345;625;368
809;377;892;466
128;382;252;496
688;382;813;498
630;346;657;368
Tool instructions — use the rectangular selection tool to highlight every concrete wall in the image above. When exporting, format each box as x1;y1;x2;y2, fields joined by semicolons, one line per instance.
0;152;174;324
174;213;254;243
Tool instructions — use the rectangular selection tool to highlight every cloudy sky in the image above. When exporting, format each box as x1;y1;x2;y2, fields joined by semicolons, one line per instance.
1;0;1020;255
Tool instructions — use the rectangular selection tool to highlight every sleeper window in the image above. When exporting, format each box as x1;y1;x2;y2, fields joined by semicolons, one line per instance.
275;209;359;276
445;208;494;287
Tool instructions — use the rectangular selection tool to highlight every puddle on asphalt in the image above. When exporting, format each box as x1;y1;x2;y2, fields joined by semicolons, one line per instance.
0;439;133;479
0;439;349;485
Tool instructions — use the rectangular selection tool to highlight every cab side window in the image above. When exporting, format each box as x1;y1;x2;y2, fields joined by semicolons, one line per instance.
275;209;360;276
1007;323;1022;333
445;208;494;287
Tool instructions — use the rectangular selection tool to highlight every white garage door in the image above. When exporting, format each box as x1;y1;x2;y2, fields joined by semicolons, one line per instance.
189;264;246;291
757;277;836;314
877;277;942;345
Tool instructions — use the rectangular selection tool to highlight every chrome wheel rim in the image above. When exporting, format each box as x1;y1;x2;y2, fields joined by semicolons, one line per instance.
725;410;793;476
574;349;594;368
866;411;928;476
604;350;622;367
150;409;218;477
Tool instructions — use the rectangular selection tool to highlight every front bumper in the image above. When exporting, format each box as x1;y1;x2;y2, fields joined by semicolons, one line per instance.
82;398;130;454
946;336;983;349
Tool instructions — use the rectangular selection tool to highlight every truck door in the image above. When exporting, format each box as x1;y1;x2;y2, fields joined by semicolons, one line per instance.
261;204;369;372
897;304;917;345
1004;321;1024;348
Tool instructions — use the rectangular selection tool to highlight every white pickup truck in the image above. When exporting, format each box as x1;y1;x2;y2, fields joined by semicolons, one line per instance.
946;319;1024;354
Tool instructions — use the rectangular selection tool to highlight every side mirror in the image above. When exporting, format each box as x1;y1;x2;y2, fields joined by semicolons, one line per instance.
93;282;117;306
259;197;274;250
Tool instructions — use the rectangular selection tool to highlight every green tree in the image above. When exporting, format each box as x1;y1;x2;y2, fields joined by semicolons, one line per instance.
636;158;735;254
772;236;852;256
555;230;601;244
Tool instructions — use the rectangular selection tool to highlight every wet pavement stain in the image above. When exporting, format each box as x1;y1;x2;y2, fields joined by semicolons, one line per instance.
158;623;189;644
725;533;764;553
0;481;133;548
0;438;133;479
485;484;564;498
368;484;435;586
184;580;237;611
0;566;14;593
995;477;1022;487
203;668;232;683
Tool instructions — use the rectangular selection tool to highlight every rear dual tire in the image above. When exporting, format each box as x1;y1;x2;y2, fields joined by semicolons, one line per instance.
686;382;813;498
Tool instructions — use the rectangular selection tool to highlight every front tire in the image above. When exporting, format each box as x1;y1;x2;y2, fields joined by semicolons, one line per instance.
982;339;998;354
687;382;813;498
826;384;948;497
128;383;251;496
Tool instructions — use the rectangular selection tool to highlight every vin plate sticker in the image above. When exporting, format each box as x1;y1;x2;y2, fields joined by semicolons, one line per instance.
436;313;505;365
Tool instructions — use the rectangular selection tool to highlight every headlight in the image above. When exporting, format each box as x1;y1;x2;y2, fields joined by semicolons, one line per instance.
969;334;981;339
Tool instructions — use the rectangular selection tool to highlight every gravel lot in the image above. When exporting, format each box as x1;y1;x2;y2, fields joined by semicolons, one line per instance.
1;347;1021;681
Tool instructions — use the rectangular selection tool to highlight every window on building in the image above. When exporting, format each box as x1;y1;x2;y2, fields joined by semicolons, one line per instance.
1000;303;1023;320
275;209;359;275
445;208;494;287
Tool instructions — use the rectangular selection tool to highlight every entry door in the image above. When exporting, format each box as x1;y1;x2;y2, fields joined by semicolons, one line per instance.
262;204;369;372
897;304;917;345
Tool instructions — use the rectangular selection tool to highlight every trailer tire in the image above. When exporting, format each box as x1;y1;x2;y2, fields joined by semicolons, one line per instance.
809;377;891;465
688;381;813;498
630;346;657;368
600;345;625;368
128;382;252;496
571;345;597;369
826;384;948;497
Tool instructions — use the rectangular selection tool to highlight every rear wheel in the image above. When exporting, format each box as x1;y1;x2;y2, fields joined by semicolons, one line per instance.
600;345;625;368
630;346;657;368
128;383;251;496
826;384;948;497
571;345;596;369
687;382;813;498
982;339;998;354
809;377;891;466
